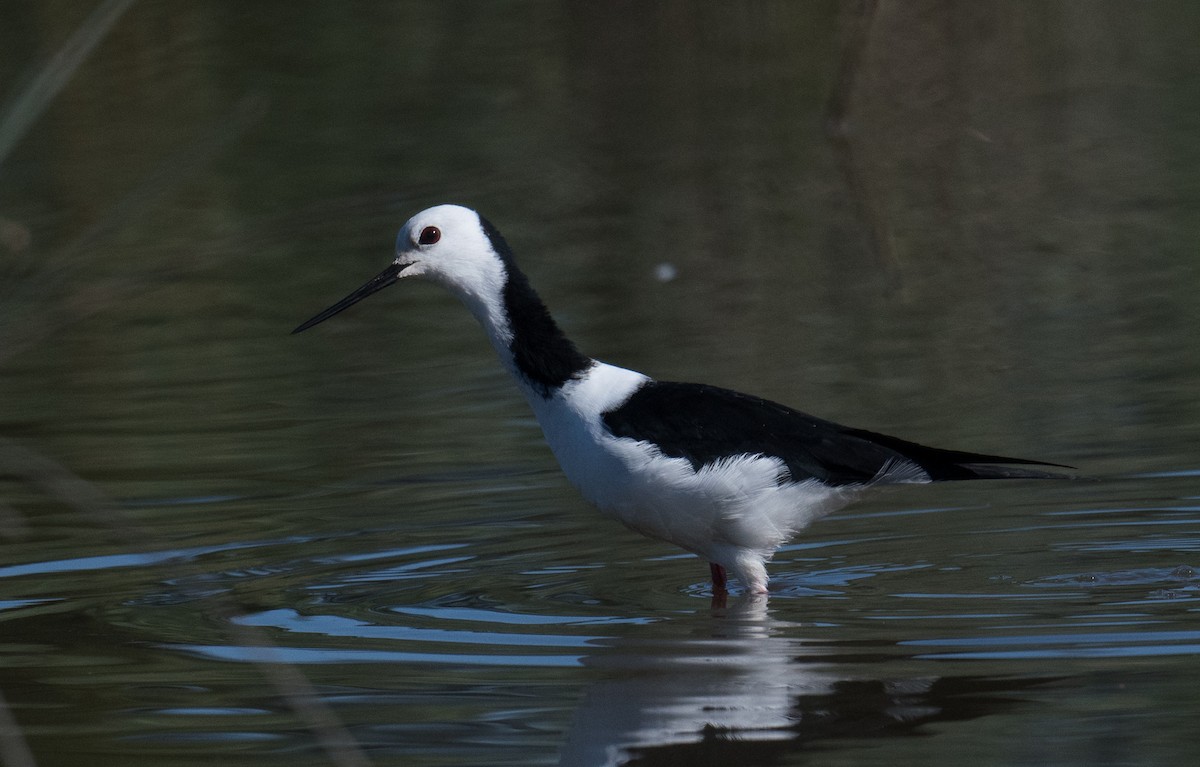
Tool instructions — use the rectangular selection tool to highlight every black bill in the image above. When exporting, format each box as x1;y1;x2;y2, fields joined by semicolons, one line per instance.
292;262;409;334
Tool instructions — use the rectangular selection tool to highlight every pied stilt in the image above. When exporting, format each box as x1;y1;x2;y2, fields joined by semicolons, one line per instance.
294;204;1067;595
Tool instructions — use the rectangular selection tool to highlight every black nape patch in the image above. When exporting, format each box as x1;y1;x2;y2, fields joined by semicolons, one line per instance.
478;215;592;397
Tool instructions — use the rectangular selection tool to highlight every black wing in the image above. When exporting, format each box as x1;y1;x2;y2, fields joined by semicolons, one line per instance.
601;381;1068;486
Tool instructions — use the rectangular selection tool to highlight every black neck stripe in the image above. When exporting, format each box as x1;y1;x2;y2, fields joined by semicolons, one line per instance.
478;215;592;397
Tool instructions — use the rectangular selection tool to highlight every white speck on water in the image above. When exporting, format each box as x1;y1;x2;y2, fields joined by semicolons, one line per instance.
654;262;678;283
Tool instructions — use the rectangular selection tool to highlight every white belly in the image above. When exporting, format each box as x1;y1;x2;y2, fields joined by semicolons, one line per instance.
524;364;857;565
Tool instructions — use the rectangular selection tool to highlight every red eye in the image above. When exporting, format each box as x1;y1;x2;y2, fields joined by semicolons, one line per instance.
418;226;441;245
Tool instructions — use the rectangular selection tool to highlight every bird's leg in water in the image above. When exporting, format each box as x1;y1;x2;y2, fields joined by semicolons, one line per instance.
710;562;728;592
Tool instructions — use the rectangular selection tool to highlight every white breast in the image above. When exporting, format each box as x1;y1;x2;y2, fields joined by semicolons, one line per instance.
523;362;648;510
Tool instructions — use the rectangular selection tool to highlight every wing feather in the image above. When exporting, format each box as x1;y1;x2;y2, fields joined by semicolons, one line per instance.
601;381;1068;485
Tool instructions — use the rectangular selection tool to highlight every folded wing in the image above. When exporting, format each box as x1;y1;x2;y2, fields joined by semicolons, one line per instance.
601;381;1068;486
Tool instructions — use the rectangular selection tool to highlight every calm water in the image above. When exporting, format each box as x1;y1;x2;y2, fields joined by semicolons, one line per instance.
2;3;1200;765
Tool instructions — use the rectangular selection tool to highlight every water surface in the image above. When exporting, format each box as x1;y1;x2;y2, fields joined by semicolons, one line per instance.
2;3;1199;765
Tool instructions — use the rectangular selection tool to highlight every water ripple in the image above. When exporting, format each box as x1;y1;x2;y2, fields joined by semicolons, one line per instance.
904;629;1200;660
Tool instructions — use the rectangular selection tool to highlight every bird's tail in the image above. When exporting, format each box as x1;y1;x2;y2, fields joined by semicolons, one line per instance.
844;427;1073;482
950;461;1071;480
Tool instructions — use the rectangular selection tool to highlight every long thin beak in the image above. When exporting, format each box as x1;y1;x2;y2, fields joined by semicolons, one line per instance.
292;262;409;334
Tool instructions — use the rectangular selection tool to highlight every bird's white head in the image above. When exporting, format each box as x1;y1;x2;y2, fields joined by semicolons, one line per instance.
394;204;505;294
292;204;507;334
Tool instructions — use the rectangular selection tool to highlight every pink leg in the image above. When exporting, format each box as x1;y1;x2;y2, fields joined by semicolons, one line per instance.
709;562;728;592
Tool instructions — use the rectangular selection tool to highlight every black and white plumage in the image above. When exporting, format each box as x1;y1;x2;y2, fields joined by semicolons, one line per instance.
294;204;1066;595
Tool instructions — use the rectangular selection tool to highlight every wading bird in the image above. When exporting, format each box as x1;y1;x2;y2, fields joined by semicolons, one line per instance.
294;205;1065;594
